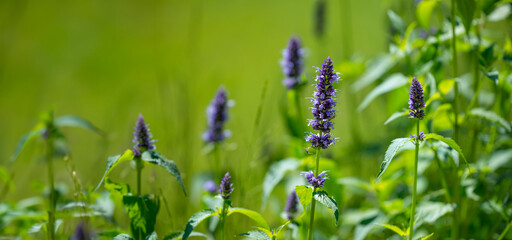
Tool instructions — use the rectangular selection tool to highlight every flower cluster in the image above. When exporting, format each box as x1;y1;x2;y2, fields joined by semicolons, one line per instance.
132;114;156;157
410;131;425;143
307;57;339;149
409;77;425;120
220;172;233;200
203;87;230;143
284;190;299;220
302;170;327;189
281;36;304;89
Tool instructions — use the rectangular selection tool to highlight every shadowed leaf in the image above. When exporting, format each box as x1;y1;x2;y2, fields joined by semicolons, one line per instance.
314;191;339;225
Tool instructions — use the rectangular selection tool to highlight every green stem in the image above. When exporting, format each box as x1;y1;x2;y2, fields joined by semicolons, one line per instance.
307;148;321;240
498;219;512;240
46;136;55;240
221;200;228;240
408;119;420;240
136;157;143;196
451;0;459;142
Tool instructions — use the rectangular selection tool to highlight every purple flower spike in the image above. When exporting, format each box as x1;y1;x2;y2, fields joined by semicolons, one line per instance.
220;172;233;200
306;57;339;149
284;190;299;220
132;114;156;157
302;170;328;188
203;86;231;143
410;131;425;142
203;180;218;194
281;36;304;89
409;77;425;120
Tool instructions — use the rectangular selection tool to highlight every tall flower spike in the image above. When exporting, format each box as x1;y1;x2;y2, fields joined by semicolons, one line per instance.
307;56;340;149
409;77;425;120
302;170;327;188
133;114;156;157
219;172;233;200
203;87;230;143
281;36;304;89
284;190;299;220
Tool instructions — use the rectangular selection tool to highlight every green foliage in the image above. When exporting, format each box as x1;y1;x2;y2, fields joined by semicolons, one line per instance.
424;133;468;167
313;191;339;225
416;0;439;29
376;138;414;181
240;230;272;240
182;209;217;240
228;208;269;229
295;185;313;211
262;158;300;207
456;0;476;34
96;149;135;191
141;151;187;195
122;194;160;240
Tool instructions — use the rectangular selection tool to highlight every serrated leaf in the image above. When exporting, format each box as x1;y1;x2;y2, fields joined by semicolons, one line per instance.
182;209;216;240
377;223;407;236
456;0;476;34
114;234;134;240
418;232;435;240
239;230;272;240
262;158;300;208
10;127;45;163
424;133;468;168
313;191;339;225
95;149;134;191
384;111;409;125
141;151;187;196
295;185;313;210
469;108;511;132
54;115;103;134
123;194;160;240
357;73;409;112
375;138;414;181
228;208;269;229
352;55;397;92
417;0;439;29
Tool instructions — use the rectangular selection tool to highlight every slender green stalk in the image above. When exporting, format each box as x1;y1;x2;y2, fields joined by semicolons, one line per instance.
498;219;512;240
46;135;55;240
136;157;143;196
451;0;459;142
307;148;321;240
221;200;228;240
408;120;420;240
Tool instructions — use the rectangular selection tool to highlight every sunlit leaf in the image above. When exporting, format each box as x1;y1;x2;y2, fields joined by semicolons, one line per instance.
419;233;435;240
228;208;269;229
357;73;409;112
416;0;439;29
313;191;339;225
95;149;134;191
469;108;511;132
123;194;160;240
262;158;300;208
182;209;216;240
141;150;187;196
377;223;407;236
424;133;468;168
295;185;313;211
438;79;455;95
375;138;414;181
239;230;272;240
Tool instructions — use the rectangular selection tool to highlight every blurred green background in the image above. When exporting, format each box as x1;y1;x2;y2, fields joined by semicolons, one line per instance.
0;0;434;237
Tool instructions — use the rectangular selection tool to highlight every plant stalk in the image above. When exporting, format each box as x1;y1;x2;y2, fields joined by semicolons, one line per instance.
221;200;228;240
46;135;55;240
307;148;321;240
498;219;512;240
136;157;143;196
408;119;420;240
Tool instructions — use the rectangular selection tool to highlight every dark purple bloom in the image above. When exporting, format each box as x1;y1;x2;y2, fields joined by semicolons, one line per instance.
132;114;156;157
219;172;233;200
409;77;425;120
71;221;90;240
284;190;299;220
281;36;304;89
410;131;425;142
203;87;230;143
302;170;327;188
203;180;218;194
306;57;339;149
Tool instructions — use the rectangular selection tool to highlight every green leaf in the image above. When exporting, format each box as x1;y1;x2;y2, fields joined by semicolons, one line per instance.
487;3;511;21
357;73;409;112
114;234;134;240
313;191;339;225
469;108;511;132
416;0;439;29
388;10;406;34
377;223;407;236
488;149;512;170
95;149;135;191
482;69;499;84
416;201;455;224
105;177;131;195
182;209;216;240
456;0;476;34
418;232;435;240
384;110;409;125
141;151;187;196
424;133;469;168
262;158;300;208
295;185;313;210
163;231;209;240
228;208;269;229
123;194;160;240
480;43;496;68
54;115;103;134
145;232;158;240
10;127;45;163
239;230;272;240
375;138;414;181
352;54;397;92
438;79;455;95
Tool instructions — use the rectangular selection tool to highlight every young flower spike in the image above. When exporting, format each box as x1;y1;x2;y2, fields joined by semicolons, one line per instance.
132;114;156;157
410;131;425;142
219;172;233;200
281;36;304;89
284;190;299;220
302;170;328;188
307;56;340;149
203;87;231;143
409;77;425;120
